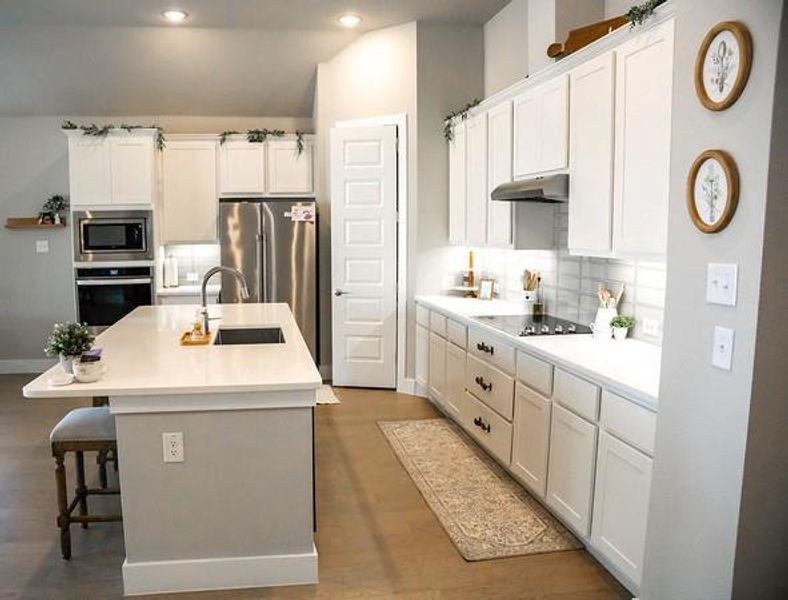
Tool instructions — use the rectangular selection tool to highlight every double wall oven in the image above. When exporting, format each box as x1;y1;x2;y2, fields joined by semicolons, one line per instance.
73;211;154;333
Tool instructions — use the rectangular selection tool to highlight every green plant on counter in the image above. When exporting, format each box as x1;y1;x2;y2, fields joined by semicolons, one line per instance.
44;322;94;358
625;0;667;27
610;315;635;329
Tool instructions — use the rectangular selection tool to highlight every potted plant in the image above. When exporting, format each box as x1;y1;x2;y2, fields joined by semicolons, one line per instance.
610;315;635;341
42;194;68;225
45;322;94;373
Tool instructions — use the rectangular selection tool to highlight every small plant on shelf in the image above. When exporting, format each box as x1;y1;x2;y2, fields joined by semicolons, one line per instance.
41;194;69;225
610;315;635;341
45;322;94;373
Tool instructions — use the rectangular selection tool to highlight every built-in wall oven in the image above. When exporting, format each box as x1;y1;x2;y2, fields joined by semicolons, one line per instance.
73;210;153;262
75;266;153;333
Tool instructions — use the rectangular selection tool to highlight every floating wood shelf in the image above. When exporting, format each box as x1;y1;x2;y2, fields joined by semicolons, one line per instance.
5;217;67;230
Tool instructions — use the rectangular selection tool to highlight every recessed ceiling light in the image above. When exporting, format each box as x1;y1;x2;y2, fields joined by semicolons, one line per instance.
337;13;362;28
162;9;189;23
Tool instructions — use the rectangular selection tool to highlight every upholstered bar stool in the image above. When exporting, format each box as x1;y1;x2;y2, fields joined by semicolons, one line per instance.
50;406;122;559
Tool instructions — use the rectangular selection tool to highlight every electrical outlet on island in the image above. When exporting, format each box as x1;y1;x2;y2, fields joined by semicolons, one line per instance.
162;432;184;463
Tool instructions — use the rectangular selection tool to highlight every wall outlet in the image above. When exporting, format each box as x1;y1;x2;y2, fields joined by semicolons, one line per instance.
712;326;735;371
642;318;662;338
162;432;184;463
36;240;49;254
186;271;199;282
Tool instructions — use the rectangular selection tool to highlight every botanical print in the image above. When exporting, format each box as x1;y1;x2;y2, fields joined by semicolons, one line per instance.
694;158;727;225
703;30;740;102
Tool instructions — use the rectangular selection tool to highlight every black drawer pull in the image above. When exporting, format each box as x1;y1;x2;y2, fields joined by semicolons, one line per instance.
474;375;493;392
476;342;494;355
473;416;491;433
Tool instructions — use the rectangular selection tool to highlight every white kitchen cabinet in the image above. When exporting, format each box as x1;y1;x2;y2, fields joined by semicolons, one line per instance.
428;332;447;406
486;101;513;247
513;74;569;179
591;431;653;589
415;324;429;392
110;135;155;205
444;342;465;419
448;121;467;245
568;51;616;256
68;135;112;207
465;112;488;246
161;140;218;243
218;140;265;196
612;19;674;257
546;403;598;537
267;139;314;195
511;383;551;498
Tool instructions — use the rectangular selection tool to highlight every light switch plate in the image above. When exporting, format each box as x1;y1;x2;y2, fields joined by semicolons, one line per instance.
707;263;738;306
36;240;49;254
712;326;734;370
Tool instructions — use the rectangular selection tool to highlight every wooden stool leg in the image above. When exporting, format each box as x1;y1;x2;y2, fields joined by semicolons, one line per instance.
54;452;71;560
75;451;88;529
98;450;108;489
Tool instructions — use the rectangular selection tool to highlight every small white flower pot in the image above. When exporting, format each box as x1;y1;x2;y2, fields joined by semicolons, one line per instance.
613;326;629;341
59;355;75;374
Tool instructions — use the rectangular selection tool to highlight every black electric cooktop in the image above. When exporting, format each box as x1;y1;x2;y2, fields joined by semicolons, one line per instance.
473;314;592;337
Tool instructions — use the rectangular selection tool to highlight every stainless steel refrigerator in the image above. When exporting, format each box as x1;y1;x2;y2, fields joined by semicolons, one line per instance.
219;199;318;361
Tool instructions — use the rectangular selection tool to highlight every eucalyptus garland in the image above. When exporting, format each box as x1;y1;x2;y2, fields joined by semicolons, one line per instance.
443;98;481;142
625;0;667;27
219;128;308;156
61;120;166;150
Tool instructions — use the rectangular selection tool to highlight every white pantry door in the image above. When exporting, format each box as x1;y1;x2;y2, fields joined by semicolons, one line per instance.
330;126;398;388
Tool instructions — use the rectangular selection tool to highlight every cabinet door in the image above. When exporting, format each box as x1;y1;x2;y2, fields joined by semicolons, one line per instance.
511;383;551;498
568;52;615;256
267;139;313;195
448;121;467;244
465;113;488;246
415;324;429;392
219;141;265;195
486;102;513;247
428;332;447;406
513;89;540;179
591;431;653;589
110;135;155;205
547;403;598;537
444;342;465;420
612;19;674;256
68;136;111;207
539;75;569;173
161;140;218;243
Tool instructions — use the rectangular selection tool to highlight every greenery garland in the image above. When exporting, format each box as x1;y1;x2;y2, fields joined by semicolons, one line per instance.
625;0;667;27
219;128;308;156
443;98;481;142
62;120;166;151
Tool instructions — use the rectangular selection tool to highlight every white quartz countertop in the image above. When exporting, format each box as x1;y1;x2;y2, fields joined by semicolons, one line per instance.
416;295;661;410
23;303;322;398
156;284;220;297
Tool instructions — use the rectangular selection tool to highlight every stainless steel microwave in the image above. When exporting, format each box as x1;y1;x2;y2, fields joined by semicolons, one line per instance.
73;210;153;262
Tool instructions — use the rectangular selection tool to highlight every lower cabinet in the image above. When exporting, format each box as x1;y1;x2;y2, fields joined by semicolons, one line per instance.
444;342;465;419
546;403;598;537
510;383;551;498
591;431;653;588
428;332;446;405
462;392;513;465
415;324;429;391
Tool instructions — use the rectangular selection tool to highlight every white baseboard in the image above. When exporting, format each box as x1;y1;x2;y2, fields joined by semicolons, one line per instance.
319;364;332;381
122;544;318;596
397;377;416;395
0;359;55;374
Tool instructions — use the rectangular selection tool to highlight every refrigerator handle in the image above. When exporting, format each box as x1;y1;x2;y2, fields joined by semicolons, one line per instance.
256;233;264;302
260;232;268;302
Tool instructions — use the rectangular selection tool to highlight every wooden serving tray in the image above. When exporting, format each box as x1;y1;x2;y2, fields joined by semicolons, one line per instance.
180;331;212;346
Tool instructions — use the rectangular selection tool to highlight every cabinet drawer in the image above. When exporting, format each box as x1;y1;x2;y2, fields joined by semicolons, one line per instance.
462;392;513;466
516;350;554;396
416;304;429;327
601;390;656;456
447;319;467;348
554;368;600;422
466;354;515;420
468;327;516;374
429;311;448;337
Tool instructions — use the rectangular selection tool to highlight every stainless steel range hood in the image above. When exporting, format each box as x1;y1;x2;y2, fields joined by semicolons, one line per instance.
491;174;568;203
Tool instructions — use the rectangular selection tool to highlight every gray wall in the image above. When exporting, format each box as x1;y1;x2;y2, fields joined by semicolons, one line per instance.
0;115;311;369
484;0;529;95
641;1;784;598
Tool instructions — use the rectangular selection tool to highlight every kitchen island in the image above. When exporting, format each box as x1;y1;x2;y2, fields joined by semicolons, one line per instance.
24;303;322;596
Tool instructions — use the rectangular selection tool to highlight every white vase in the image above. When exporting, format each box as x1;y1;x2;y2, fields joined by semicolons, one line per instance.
59;355;75;374
613;326;628;341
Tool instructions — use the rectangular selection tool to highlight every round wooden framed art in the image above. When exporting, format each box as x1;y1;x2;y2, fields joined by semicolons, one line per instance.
694;21;752;111
686;150;739;233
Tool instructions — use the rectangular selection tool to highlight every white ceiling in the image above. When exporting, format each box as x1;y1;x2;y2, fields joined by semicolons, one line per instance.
0;0;507;117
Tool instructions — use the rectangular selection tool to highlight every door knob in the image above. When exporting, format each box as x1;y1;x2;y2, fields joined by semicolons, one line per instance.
334;289;346;296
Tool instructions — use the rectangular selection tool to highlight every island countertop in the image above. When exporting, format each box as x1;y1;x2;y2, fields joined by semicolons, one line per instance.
23;303;322;398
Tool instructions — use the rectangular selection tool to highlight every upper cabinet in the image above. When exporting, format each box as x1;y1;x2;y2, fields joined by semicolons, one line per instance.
612;19;674;257
161;139;218;244
448;121;467;245
513;75;569;179
218;140;266;196
266;139;314;195
486;102;513;248
465;112;488;247
68;130;156;208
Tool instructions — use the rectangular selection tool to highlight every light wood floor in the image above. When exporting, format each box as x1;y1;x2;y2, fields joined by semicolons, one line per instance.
0;375;629;600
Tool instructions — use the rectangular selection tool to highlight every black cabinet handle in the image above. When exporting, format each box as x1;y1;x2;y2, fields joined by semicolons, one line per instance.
474;375;492;392
473;416;491;433
476;342;494;355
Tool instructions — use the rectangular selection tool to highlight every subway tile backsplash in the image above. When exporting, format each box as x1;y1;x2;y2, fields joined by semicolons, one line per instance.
471;206;665;345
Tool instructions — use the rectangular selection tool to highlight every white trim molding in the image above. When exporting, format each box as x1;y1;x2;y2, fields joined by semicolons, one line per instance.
122;544;318;596
0;359;55;375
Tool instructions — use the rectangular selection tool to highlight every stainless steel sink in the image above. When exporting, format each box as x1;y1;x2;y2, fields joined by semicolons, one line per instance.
213;327;285;345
